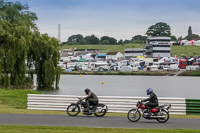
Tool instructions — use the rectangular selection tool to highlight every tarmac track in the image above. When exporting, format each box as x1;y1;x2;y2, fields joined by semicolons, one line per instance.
0;114;200;129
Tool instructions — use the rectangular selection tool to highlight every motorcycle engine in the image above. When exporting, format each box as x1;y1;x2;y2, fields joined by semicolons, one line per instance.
143;109;149;117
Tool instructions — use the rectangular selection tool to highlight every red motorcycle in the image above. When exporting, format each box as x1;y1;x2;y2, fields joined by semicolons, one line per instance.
127;101;171;123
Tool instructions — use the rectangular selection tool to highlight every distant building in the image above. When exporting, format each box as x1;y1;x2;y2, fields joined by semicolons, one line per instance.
124;48;145;59
106;52;124;60
60;49;74;57
145;36;171;58
96;53;106;61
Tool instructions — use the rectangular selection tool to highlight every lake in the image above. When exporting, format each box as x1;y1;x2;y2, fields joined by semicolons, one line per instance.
35;75;200;99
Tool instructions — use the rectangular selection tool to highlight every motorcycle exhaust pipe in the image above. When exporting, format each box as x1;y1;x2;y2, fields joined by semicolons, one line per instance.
150;116;165;118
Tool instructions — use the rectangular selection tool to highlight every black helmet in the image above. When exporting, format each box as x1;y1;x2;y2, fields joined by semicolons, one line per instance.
84;88;90;94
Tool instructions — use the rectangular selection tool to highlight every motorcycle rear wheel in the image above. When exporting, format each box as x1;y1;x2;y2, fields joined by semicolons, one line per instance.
156;110;169;123
94;104;107;117
66;104;80;116
127;109;141;122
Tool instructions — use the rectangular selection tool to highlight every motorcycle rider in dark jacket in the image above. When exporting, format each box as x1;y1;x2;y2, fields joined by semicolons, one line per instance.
80;88;99;111
141;88;158;116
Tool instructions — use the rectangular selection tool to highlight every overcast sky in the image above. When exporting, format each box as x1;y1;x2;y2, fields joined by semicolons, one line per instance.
10;0;200;42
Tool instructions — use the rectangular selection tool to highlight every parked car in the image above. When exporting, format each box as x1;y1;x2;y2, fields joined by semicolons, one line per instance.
67;66;75;71
110;65;118;71
132;66;139;72
65;69;72;72
163;65;170;71
120;66;133;72
147;65;159;71
169;64;180;71
93;66;108;72
186;65;200;71
58;61;66;70
192;62;200;66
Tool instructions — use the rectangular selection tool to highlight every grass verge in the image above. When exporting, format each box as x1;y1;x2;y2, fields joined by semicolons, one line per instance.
0;89;41;109
178;70;200;76
0;125;200;133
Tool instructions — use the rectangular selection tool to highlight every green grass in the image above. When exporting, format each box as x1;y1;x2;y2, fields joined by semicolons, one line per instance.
0;125;200;133
60;44;200;57
60;43;144;54
0;89;41;109
178;70;200;76
171;46;200;57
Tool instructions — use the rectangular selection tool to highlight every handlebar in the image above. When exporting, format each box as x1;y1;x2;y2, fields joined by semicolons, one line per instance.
138;100;143;103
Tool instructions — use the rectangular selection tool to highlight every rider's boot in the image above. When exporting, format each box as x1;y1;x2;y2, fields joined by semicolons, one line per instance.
85;100;90;112
147;109;152;117
85;107;89;112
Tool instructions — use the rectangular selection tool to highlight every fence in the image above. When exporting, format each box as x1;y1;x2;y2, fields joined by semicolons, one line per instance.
27;94;186;115
186;99;200;115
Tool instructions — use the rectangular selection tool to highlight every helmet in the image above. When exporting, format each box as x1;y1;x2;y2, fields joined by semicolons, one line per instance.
146;88;153;95
84;88;90;95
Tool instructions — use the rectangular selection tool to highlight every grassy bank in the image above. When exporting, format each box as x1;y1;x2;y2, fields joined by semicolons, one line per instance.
0;89;65;115
0;89;41;109
60;44;200;57
60;43;143;54
0;125;200;133
62;71;171;76
171;46;200;57
178;70;200;76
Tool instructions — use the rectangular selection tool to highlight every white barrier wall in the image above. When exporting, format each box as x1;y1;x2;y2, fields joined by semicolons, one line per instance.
27;94;186;115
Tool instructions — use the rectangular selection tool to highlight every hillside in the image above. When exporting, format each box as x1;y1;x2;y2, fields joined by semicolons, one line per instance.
60;44;200;57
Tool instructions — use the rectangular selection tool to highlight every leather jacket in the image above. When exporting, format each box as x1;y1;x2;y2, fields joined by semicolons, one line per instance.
141;92;158;104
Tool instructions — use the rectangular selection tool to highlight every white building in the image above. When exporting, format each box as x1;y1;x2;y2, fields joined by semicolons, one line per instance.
106;52;124;60
124;48;145;59
146;36;171;58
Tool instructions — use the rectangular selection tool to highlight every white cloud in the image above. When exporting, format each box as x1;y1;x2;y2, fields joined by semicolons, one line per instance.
32;1;200;42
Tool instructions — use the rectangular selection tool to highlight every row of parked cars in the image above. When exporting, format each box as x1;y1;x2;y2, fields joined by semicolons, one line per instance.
186;62;200;71
146;63;180;72
162;64;180;71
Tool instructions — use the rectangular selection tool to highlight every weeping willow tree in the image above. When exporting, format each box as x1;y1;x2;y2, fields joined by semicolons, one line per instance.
30;32;60;90
0;0;60;89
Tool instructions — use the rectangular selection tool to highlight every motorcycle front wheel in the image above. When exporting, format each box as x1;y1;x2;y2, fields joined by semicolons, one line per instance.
94;104;107;117
66;104;80;116
127;109;141;122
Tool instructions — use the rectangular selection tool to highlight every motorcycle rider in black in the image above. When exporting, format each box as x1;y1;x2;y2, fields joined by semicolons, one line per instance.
80;88;99;111
141;88;158;116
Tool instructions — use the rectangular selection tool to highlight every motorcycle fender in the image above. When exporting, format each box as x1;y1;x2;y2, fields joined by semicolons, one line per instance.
101;105;107;111
162;108;169;113
98;104;108;111
103;105;107;110
70;103;77;106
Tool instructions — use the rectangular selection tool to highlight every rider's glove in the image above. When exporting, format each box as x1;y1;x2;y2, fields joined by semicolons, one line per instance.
80;98;84;100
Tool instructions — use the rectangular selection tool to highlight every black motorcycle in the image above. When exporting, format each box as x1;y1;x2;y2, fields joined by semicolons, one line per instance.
67;98;108;117
127;101;171;123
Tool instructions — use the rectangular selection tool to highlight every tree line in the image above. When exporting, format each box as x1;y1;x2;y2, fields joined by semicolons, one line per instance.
63;22;199;45
62;34;147;45
0;0;60;90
